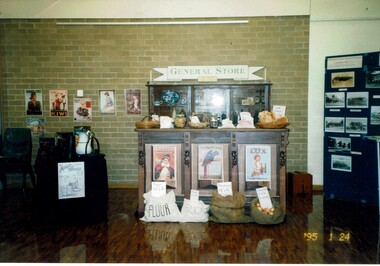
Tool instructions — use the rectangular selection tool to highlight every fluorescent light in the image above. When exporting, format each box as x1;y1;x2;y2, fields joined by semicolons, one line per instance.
56;20;249;26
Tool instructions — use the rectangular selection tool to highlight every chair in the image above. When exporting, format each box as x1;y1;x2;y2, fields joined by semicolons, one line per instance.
0;128;36;193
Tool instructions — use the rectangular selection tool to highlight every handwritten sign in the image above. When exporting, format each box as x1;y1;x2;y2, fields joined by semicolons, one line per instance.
190;189;200;202
152;181;166;197
256;187;273;209
272;105;286;117
217;182;233;197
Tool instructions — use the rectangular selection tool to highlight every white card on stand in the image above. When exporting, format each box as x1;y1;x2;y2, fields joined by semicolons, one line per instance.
272;105;286;117
217;182;233;197
256;187;273;209
152;181;166;197
190;189;200;202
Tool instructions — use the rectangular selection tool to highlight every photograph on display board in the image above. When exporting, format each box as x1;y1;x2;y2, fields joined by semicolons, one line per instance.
197;144;224;180
73;98;92;122
99;90;115;114
152;144;177;189
345;117;367;134
325;92;345;108
346;92;369;108
327;136;351;153
331;71;355;88
366;68;380;88
25;89;42;115
125;89;141;115
370;106;380;125
325;117;345;133
331;154;352;172
49;89;68;117
245;145;271;182
26;118;45;139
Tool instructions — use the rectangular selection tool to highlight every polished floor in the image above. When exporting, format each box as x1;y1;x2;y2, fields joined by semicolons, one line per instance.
0;188;379;264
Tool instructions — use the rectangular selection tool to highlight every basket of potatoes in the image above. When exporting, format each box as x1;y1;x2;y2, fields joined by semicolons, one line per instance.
250;198;285;225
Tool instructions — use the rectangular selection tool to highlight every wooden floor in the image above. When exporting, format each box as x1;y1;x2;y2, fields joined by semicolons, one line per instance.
0;188;379;264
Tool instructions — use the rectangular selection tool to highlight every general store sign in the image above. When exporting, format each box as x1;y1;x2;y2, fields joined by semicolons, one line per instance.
153;65;265;82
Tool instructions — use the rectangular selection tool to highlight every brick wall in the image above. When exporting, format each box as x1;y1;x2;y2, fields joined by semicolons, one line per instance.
0;17;309;187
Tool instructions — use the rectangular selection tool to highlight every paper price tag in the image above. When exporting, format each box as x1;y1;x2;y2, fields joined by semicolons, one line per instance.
190;189;200;202
272;105;286;117
256;187;273;209
152;181;166;197
217;182;233;197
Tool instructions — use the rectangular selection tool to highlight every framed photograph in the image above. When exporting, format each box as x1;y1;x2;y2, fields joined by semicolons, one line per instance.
26;118;45;139
331;71;355;88
346;92;368;108
125;89;141;115
238;144;277;196
58;161;85;199
325;117;345;133
25;89;42;115
191;143;229;195
99;90;115;114
49;89;68;117
370;106;380;125
325;92;345;108
331;154;352;172
73;98;92;122
327;136;351;153
151;144;178;189
366;67;380;88
345;117;367;134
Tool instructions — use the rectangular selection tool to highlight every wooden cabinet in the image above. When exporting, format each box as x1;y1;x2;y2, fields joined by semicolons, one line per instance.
136;128;289;216
147;82;271;124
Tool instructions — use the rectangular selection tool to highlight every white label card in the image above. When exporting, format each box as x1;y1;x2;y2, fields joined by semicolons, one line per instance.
272;105;286;117
190;189;200;202
152;181;166;197
217;182;233;197
256;187;273;209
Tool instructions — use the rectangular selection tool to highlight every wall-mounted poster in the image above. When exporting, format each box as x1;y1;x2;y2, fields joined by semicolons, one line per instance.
325;117;345;133
370;106;380;125
345;117;367;134
99;90;115;114
49;89;68;117
331;154;352;172
58;161;85;199
327;136;351;153
325;92;345;108
245;145;271;182
331;71;355;88
25;89;42;115
152;144;177;189
197;144;223;180
346;92;368;108
125;89;141;115
73;98;92;122
26;118;45;138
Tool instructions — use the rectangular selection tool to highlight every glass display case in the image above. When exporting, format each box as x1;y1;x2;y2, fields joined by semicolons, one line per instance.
147;83;271;124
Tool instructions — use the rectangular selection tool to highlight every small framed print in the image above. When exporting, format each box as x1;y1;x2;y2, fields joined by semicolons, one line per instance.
191;143;229;195
99;90;115;114
238;144;277;197
125;89;141;115
331;154;352;172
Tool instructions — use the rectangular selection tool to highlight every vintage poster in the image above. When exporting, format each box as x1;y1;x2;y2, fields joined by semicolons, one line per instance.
58;161;85;199
25;89;43;115
197;144;223;180
245;145;271;182
152;144;177;189
125;89;141;115
49;89;68;117
26;118;45;138
73;98;92;122
99;90;115;114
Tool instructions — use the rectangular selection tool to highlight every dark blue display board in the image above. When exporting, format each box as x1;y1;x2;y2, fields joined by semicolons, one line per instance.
323;51;380;206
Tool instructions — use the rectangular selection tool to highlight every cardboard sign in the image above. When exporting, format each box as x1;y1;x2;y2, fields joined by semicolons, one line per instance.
256;187;273;209
152;181;166;197
190;189;200;202
217;182;233;197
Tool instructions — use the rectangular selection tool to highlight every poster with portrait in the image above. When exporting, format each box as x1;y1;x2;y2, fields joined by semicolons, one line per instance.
245;145;271;182
26;118;45;139
58;161;85;199
99;90;115;114
152;144;177;189
197;144;223;180
25;89;43;115
73;98;92;122
125;89;141;115
49;89;68;117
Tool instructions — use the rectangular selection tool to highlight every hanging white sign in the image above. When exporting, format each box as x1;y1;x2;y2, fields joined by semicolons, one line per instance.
153;65;265;82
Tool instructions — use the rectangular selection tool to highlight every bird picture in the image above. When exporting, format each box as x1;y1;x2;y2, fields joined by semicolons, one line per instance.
201;150;220;178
